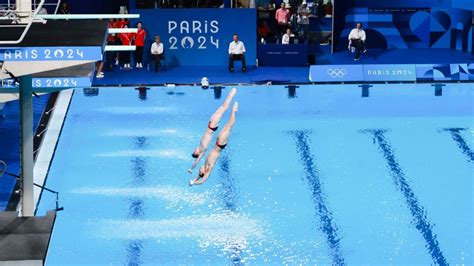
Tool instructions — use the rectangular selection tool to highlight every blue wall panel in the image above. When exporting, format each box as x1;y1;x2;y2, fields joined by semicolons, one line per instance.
335;0;472;52
131;8;257;67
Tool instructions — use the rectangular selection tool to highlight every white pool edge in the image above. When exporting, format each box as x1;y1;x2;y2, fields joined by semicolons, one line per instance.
32;89;74;212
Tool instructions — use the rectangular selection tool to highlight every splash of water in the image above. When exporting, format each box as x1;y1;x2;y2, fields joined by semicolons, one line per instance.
71;186;209;206
96;106;176;115
102;128;196;141
93;149;188;160
93;211;265;255
104;128;178;137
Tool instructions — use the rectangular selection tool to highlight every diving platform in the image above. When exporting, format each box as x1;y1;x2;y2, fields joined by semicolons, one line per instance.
0;19;108;81
0;3;139;263
1;63;95;93
0;210;57;265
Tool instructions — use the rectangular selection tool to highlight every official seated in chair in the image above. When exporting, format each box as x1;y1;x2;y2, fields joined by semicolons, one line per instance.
228;34;247;73
348;22;367;61
151;35;164;72
282;28;295;45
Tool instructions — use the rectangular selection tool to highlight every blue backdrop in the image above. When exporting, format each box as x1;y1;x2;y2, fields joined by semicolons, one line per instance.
131;8;257;67
333;0;473;53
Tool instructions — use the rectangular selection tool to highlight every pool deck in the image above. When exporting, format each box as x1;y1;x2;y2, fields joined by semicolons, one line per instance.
92;66;311;87
92;48;474;87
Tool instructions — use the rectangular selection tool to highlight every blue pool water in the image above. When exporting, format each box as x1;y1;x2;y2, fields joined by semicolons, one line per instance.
37;84;473;265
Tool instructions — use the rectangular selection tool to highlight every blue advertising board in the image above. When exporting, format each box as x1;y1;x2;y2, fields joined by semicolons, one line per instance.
257;44;308;67
0;47;103;61
309;64;364;82
1;77;92;89
363;64;417;82
310;63;473;82
32;77;92;88
132;8;257;67
416;63;474;81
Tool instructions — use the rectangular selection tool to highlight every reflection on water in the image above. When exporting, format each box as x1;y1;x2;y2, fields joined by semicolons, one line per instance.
218;154;243;265
362;129;448;265
128;198;145;218
135;87;149;101
213;86;223;100
126;136;149;265
442;128;474;163
290;130;345;265
218;155;239;212
130;157;146;184
126;197;145;265
286;85;298;99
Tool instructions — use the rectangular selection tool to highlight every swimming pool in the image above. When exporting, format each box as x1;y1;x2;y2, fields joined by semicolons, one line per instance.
37;83;473;265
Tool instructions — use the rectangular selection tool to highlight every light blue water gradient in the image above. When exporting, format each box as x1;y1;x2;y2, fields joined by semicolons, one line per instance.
37;84;473;265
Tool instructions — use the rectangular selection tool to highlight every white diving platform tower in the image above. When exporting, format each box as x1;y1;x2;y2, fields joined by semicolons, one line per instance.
0;1;139;263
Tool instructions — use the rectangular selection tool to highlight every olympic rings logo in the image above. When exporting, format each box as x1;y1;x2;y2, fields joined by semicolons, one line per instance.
327;68;347;78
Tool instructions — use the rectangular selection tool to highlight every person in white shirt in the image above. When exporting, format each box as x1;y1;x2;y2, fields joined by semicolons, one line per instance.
282;28;295;44
150;35;164;72
348;22;367;61
228;34;247;73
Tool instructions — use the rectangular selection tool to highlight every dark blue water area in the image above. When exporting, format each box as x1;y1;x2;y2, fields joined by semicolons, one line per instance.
0;94;50;210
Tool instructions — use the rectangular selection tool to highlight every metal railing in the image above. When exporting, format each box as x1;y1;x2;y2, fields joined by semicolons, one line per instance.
0;0;49;45
1;0;61;15
32;0;61;14
0;1;140;48
0;160;63;212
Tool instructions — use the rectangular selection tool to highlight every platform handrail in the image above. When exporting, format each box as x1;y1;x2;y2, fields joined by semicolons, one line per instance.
0;0;46;45
53;0;60;14
105;45;137;51
0;11;139;45
36;14;140;20
109;28;138;34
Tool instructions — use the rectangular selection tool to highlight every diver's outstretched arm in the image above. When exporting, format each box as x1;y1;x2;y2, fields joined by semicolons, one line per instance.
188;152;205;173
